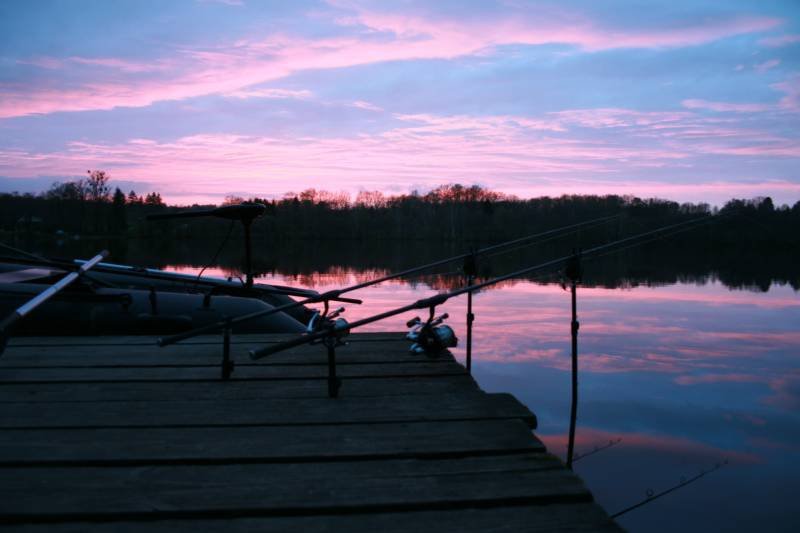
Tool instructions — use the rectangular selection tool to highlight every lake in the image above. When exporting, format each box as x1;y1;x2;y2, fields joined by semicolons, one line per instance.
17;236;800;531
159;266;798;531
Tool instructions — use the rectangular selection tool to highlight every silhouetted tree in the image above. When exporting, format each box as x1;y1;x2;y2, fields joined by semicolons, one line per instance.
111;187;127;234
86;170;111;202
144;192;164;206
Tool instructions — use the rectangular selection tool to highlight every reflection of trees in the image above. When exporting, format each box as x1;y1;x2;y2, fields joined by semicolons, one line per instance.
23;230;799;293
8;191;797;293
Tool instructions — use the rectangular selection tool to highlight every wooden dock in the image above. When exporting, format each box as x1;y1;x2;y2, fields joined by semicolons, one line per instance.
0;333;621;532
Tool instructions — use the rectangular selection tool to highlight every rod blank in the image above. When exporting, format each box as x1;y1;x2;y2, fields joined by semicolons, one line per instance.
249;215;715;360
160;214;619;347
0;250;108;343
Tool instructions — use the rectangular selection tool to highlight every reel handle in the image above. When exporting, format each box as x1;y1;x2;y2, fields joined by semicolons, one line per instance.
406;316;421;328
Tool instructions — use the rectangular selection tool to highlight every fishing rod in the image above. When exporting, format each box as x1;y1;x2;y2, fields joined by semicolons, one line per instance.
249;214;717;360
610;459;729;519
0;242;57;264
572;437;622;464
71;259;319;298
0;252;318;299
157;213;620;347
147;203;266;288
0;250;108;356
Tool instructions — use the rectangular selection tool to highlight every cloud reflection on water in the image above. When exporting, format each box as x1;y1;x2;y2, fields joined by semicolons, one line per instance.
167;263;799;531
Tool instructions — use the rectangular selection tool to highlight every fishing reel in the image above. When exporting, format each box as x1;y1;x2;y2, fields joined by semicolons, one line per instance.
307;300;350;347
406;310;458;357
306;299;351;398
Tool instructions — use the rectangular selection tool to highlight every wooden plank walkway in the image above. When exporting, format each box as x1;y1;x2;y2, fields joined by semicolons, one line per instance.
0;333;622;532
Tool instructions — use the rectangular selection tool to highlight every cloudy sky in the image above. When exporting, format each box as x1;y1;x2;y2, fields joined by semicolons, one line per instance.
1;0;798;205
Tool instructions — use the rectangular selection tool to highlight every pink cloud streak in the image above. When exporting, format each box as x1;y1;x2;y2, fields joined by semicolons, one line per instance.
2;118;800;205
0;5;783;118
759;34;800;47
682;99;772;113
538;427;761;464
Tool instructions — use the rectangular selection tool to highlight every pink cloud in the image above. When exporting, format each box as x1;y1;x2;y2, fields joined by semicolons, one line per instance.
2;98;799;205
573;284;800;310
349;100;383;112
539;427;760;464
549;107;693;128
698;141;800;157
154;268;799;387
759;34;800;47
772;76;800;111
4;133;799;205
575;16;780;51
68;56;170;73
755;58;781;73
675;373;765;385
342;3;781;52
0;5;784;118
762;375;800;410
679;74;799;116
223;88;314;99
0;112;685;197
682;99;772;113
15;56;63;69
196;0;244;6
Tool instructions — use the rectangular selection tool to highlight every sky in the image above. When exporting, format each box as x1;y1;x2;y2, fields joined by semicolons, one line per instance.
0;0;798;206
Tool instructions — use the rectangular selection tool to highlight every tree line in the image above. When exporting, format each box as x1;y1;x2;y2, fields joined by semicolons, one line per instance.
1;174;798;253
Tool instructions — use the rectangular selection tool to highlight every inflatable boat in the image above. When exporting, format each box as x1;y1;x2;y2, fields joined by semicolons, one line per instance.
0;259;312;336
0;203;315;339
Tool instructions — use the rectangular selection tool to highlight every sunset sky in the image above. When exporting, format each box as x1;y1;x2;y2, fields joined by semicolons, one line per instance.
1;0;798;205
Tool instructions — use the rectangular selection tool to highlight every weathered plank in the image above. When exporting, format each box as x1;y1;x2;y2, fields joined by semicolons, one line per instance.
0;375;478;402
0;360;464;383
0;503;623;532
0;419;543;466
7;332;403;347
2;335;431;367
0;453;588;521
0;350;436;367
0;333;620;532
0;391;535;429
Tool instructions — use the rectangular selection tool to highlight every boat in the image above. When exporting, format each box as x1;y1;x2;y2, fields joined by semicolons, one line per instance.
0;261;310;336
0;203;315;341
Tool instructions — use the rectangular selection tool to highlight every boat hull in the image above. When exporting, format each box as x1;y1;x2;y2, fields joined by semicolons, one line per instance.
0;283;306;336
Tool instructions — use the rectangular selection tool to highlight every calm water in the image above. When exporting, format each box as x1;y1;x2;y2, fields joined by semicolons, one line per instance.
12;237;800;531
162;263;800;533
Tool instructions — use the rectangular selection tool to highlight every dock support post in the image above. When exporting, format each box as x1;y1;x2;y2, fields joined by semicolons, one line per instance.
243;218;254;289
325;338;342;398
565;251;582;470
464;251;477;375
221;318;234;380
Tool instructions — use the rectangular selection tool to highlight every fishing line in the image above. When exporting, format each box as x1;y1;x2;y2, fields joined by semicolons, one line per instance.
572;438;622;464
193;219;236;286
0;242;55;264
583;215;721;264
160;214;622;346
480;216;618;262
0;241;118;288
610;459;729;519
247;214;723;358
394;216;619;285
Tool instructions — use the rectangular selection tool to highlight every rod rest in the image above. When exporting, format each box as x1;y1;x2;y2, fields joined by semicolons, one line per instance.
414;293;450;309
315;289;362;305
146;203;266;223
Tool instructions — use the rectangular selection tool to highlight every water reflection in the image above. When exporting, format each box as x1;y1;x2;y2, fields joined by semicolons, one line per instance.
10;236;799;531
20;236;800;292
176;265;796;533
